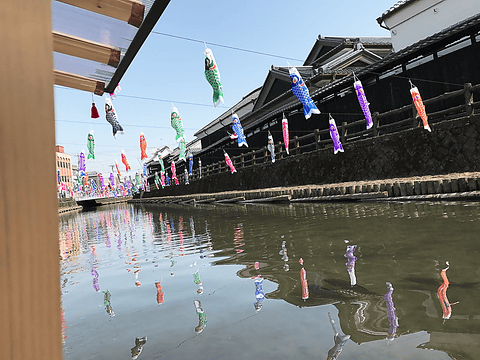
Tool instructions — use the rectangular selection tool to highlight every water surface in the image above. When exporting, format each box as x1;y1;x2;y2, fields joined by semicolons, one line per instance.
59;201;480;359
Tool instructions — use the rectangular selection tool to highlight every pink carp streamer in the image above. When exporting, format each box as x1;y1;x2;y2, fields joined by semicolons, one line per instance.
299;258;309;300
224;150;236;174
282;113;290;155
437;261;452;320
300;267;309;300
410;81;431;132
353;74;373;129
171;161;179;185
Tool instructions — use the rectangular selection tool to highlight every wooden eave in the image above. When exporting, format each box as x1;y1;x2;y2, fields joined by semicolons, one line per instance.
54;70;105;95
57;0;145;27
53;31;120;67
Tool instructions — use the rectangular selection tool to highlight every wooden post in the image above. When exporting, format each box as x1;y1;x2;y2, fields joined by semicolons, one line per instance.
278;141;284;159
372;112;379;137
264;147;268;163
341;122;347;144
253;152;256;165
241;155;245;168
0;1;62;359
464;83;473;116
314;128;320;149
294;136;299;154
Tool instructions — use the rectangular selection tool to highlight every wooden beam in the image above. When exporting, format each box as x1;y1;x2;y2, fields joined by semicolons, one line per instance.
53;31;120;67
54;70;105;95
0;0;62;359
57;0;145;27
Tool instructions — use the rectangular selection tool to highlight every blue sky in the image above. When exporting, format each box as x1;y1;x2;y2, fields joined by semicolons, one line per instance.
54;0;395;175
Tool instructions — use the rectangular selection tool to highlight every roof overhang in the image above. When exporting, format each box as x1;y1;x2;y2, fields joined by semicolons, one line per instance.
52;0;170;95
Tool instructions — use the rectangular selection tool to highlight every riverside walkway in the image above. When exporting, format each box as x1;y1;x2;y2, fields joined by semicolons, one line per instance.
130;171;480;205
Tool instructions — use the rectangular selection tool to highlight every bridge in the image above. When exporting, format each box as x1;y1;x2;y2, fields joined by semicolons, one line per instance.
75;195;132;208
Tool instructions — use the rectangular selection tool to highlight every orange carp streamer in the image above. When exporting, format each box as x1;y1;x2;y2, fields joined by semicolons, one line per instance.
155;281;164;304
410;81;431;132
437;261;451;320
121;151;131;172
115;160;121;179
140;133;148;160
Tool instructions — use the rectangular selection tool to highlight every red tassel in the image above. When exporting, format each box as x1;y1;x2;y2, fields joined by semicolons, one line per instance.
91;102;100;118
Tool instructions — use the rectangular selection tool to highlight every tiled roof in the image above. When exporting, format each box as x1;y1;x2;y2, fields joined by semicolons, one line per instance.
377;0;418;24
309;37;391;68
343;37;393;45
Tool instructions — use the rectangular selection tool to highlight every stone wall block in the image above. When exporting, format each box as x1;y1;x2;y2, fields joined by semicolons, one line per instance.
405;182;414;195
393;182;401;197
443;179;452;193
414;181;422;195
457;178;467;192
420;181;428;195
384;183;393;196
467;178;477;191
450;179;459;192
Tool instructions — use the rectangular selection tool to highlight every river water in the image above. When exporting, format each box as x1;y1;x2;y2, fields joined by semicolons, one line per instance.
59;201;480;360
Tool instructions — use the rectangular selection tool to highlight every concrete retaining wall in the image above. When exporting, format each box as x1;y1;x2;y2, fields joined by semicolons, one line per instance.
137;114;480;200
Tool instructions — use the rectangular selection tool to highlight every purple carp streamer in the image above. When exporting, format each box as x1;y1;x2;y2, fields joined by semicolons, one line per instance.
353;74;373;130
344;244;357;286
384;282;399;339
329;114;344;154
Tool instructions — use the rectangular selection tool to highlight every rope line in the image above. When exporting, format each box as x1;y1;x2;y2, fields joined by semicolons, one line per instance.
151;31;304;62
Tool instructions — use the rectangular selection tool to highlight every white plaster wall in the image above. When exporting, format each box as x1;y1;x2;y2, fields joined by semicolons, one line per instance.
384;0;480;51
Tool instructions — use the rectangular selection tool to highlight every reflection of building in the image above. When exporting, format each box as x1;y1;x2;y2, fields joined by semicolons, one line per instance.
56;145;73;190
58;222;81;261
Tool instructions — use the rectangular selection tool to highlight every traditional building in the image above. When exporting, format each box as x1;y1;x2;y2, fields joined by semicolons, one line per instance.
377;0;480;51
56;145;73;191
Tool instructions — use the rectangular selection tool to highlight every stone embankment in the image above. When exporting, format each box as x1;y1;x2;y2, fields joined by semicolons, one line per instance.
129;172;480;205
58;198;82;213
